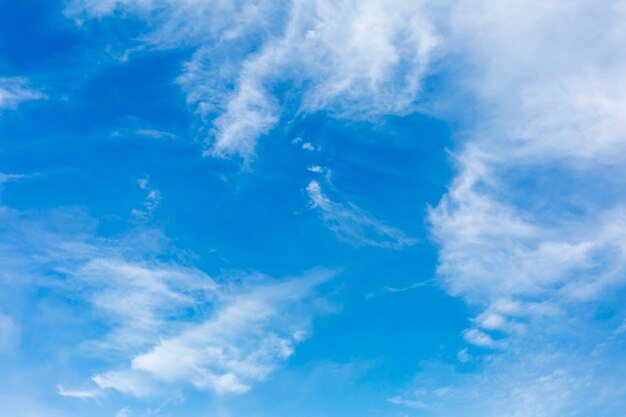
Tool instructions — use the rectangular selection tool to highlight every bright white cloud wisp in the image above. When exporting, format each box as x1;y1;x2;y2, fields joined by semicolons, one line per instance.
307;180;416;249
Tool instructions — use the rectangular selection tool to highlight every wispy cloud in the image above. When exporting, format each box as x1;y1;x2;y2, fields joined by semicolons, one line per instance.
389;338;626;417
0;196;337;399
134;129;176;139
413;0;626;414
50;1;626;414
306;180;416;249
384;278;435;293
131;177;161;220
429;0;626;341
0;77;44;110
92;268;336;396
388;395;427;409
65;0;439;159
56;385;101;401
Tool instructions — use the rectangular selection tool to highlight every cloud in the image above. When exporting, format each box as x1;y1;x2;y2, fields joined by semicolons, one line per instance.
134;129;176;139
131;177;161;220
389;337;626;417
56;385;101;401
388;395;427;409
94;268;336;396
0;194;337;399
306;180;416;249
461;328;497;349
0;77;44;110
428;0;626;338
55;251;336;397
301;142;316;152
415;1;626;414
65;0;440;159
198;0;439;158
59;0;626;413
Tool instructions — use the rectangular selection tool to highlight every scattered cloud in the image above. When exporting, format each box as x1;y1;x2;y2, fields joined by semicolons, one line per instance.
134;129;176;139
131;177;161;220
65;0;440;159
0;198;337;399
93;268;336;396
429;0;626;345
411;1;626;414
0;77;44;110
23;1;626;415
389;339;626;417
462;328;497;349
306;180;416;249
384;278;435;293
56;385;101;401
388;395;427;409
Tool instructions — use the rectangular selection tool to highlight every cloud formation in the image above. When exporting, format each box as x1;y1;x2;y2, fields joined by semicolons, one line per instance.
66;0;439;159
430;0;626;341
90;266;335;396
307;180;416;249
0;77;43;110
58;1;626;414
0;198;336;398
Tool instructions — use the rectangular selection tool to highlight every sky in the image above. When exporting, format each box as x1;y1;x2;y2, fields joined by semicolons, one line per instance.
1;0;626;416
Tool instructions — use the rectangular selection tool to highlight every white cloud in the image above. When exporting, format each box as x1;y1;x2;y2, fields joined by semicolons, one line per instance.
73;257;215;351
60;0;626;412
131;177;161;220
306;180;415;249
93;370;154;398
97;267;336;395
209;79;280;158
0;196;337;399
388;395;427;409
61;254;336;398
429;0;626;339
65;0;440;159
56;385;101;401
200;0;439;158
301;142;316;151
134;129;176;139
390;339;626;417
418;1;626;414
462;328;497;349
0;77;44;110
71;247;334;397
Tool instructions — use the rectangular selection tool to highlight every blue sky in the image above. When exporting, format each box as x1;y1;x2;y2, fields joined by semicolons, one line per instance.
1;1;626;416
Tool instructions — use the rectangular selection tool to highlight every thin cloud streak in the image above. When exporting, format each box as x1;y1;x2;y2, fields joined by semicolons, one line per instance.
307;180;416;249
